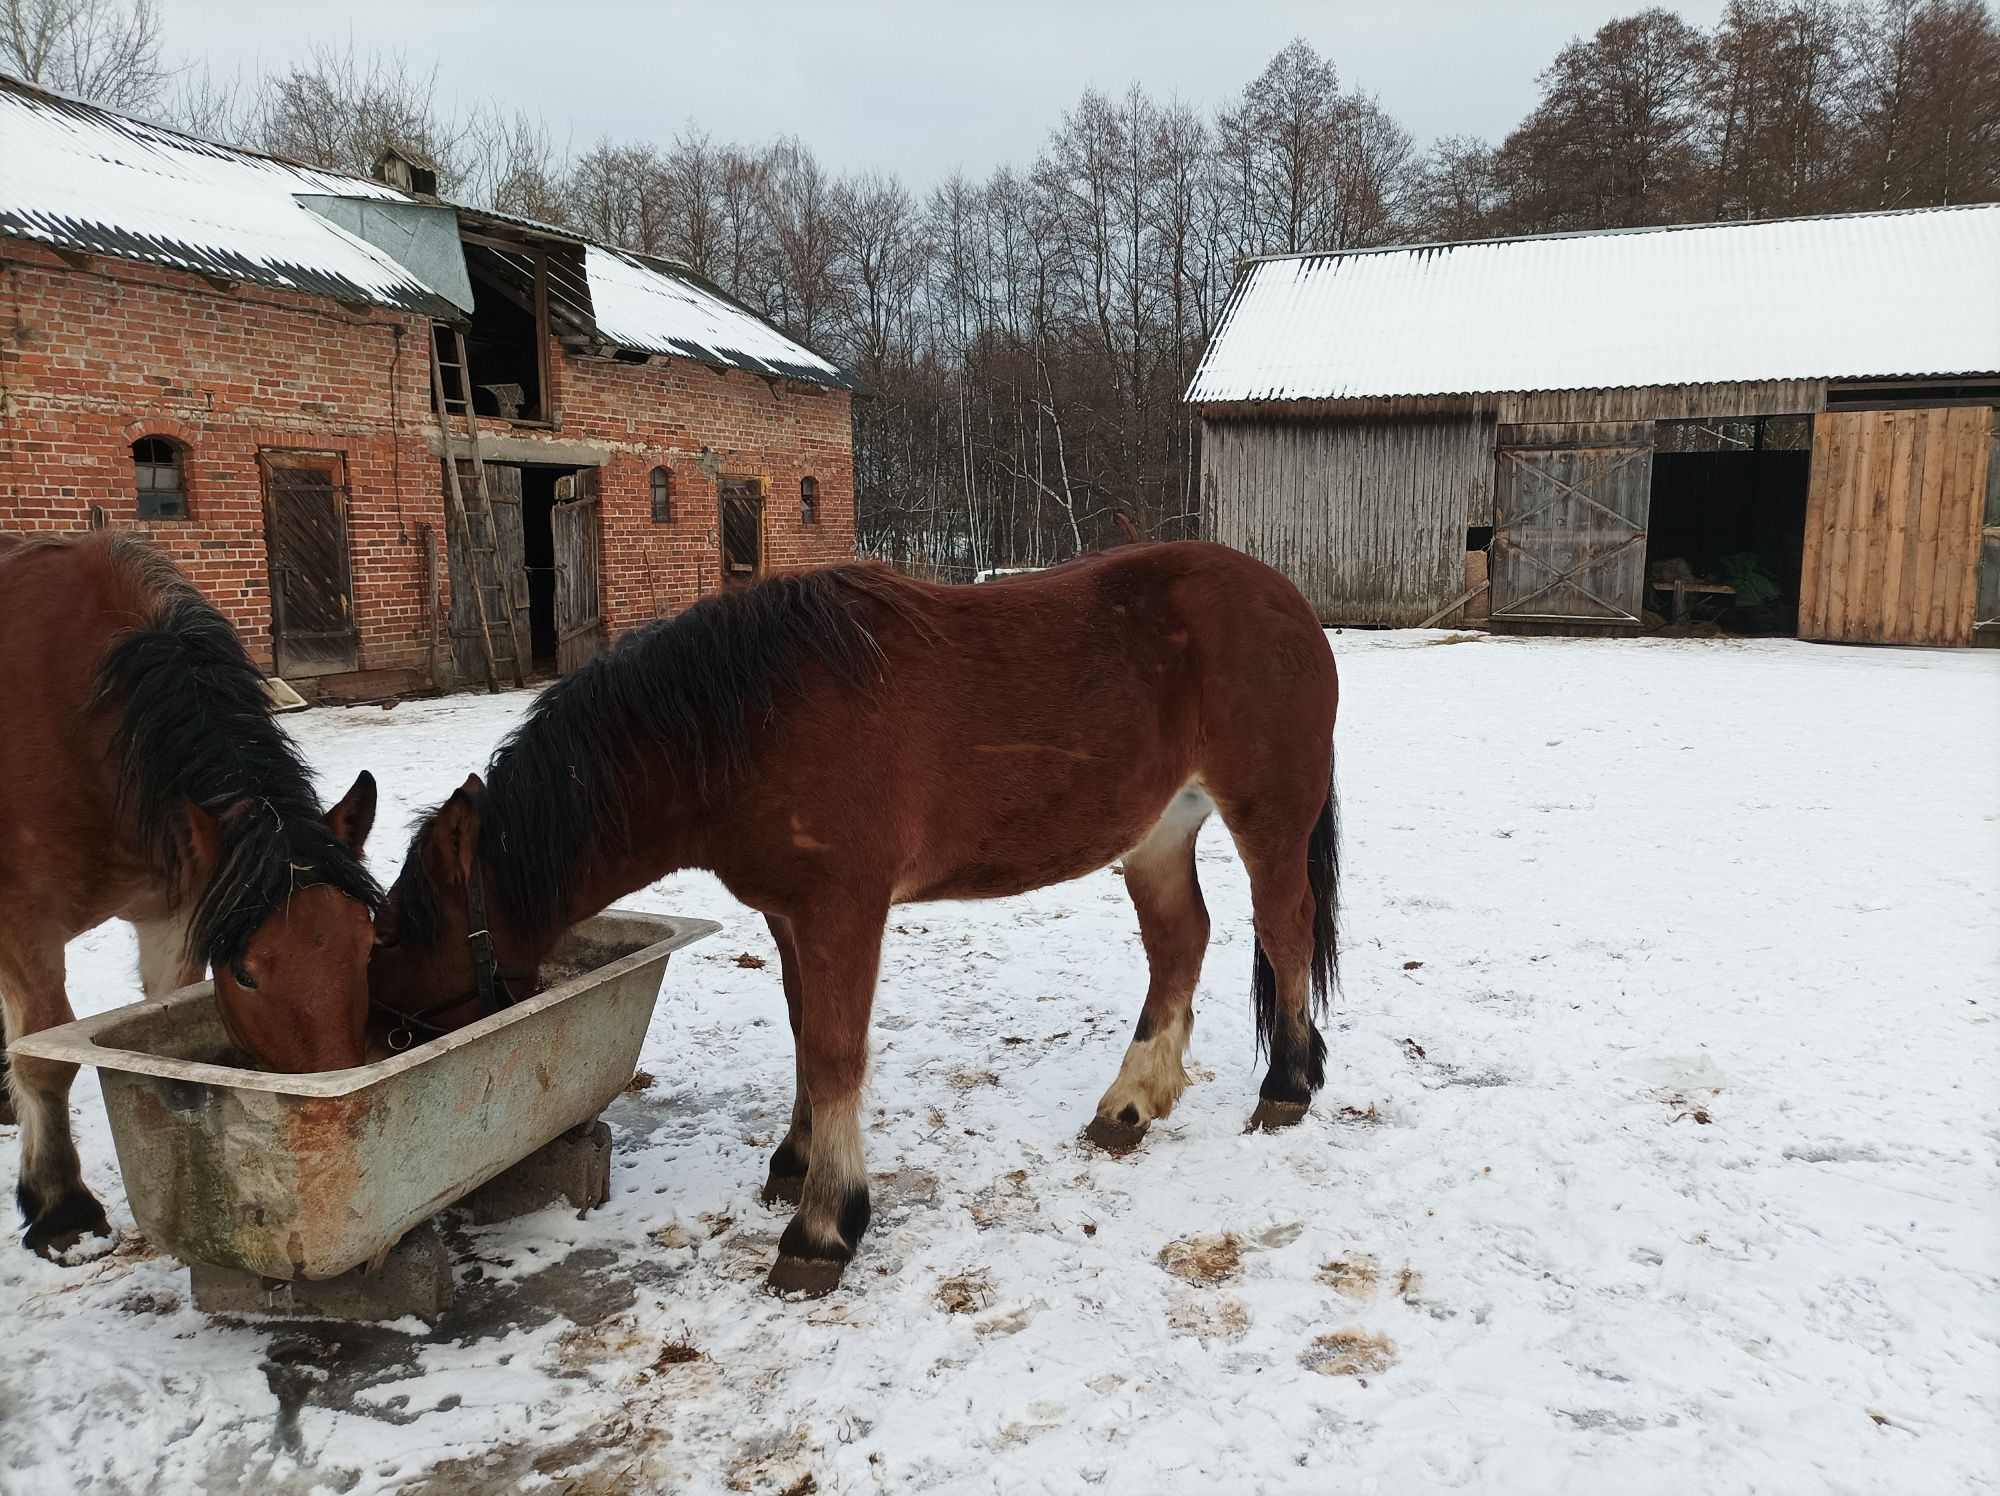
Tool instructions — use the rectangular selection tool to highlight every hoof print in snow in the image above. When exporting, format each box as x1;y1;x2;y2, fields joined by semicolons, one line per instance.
1245;1098;1309;1133
936;1269;992;1315
1166;1289;1249;1342
1083;1113;1148;1154
968;1170;1040;1229
1316;1254;1381;1300
766;1254;846;1299
1301;1328;1397;1377
1157;1231;1244;1286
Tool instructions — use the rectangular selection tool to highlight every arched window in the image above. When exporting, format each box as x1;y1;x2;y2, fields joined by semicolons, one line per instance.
650;466;673;523
800;475;820;525
132;436;187;519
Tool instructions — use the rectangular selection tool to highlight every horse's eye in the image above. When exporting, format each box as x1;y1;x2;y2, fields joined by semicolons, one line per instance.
230;963;259;990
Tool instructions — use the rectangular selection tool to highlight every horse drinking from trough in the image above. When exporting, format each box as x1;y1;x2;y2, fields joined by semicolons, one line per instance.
368;539;1339;1296
0;533;381;1258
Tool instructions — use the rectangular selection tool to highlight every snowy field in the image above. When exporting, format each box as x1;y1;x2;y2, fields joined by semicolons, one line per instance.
2;630;1996;1495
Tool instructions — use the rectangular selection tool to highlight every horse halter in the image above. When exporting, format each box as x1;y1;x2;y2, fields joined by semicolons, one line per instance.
375;860;531;1052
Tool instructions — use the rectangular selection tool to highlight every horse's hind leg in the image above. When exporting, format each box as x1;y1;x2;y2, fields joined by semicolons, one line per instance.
1086;786;1213;1153
766;893;887;1299
1219;778;1338;1133
0;934;112;1258
762;913;812;1206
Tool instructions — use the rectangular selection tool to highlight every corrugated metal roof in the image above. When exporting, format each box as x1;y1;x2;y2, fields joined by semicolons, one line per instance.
584;246;855;390
1187;207;2000;405
0;75;460;317
0;75;854;390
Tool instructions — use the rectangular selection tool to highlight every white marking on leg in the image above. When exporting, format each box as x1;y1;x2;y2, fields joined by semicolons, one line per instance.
1096;1009;1194;1124
796;1089;866;1249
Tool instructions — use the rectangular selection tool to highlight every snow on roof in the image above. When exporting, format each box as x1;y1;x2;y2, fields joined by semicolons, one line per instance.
584;245;855;389
0;74;458;317
1188;206;2000;405
0;74;852;388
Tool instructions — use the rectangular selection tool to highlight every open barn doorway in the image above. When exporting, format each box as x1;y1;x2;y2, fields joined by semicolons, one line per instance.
508;465;601;676
1643;416;1813;635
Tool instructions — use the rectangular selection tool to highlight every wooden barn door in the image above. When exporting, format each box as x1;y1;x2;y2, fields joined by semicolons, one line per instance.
260;450;358;677
552;469;603;674
1799;407;1993;646
720;476;764;589
1490;439;1652;626
447;461;530;683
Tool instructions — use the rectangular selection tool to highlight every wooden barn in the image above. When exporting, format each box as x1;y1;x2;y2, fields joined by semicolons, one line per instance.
1189;207;2000;646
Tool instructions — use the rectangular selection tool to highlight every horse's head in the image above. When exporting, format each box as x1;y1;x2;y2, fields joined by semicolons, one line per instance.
189;771;380;1073
369;774;534;1046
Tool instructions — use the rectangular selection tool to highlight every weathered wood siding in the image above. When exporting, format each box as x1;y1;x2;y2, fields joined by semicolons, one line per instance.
1799;406;1993;645
1202;415;1495;625
1195;380;1825;427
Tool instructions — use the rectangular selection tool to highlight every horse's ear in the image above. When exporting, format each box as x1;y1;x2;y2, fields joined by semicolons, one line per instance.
422;785;483;888
326;771;377;853
184;802;221;875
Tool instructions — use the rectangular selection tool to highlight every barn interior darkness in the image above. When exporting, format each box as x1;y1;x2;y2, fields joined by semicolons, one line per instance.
445;241;548;422
518;466;562;672
1645;416;1812;634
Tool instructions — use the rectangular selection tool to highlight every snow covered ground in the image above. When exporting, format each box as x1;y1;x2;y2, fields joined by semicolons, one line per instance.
2;631;1995;1495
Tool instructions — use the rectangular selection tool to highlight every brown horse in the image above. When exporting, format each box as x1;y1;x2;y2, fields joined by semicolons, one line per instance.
369;540;1339;1296
0;533;380;1258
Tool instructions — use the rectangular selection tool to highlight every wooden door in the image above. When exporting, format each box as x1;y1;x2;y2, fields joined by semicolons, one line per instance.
1800;407;1993;645
720;476;765;588
1491;442;1653;626
260;450;358;677
446;462;531;684
553;469;603;674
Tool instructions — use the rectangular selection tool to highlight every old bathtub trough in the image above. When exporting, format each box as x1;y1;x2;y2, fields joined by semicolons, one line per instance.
11;910;717;1306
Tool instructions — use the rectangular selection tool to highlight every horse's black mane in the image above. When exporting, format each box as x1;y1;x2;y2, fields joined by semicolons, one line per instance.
396;566;888;950
94;538;380;965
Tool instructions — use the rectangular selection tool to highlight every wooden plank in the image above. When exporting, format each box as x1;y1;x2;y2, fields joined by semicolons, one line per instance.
1940;407;1991;644
1820;412;1862;639
1906;410;1948;643
1877;410;1921;640
1797;415;1836;637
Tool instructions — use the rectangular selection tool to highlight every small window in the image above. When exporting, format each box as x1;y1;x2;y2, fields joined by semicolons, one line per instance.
800;475;820;525
133;436;187;518
651;466;674;523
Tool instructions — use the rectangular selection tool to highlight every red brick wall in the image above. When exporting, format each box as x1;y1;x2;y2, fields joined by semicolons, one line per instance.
0;242;855;682
536;336;854;638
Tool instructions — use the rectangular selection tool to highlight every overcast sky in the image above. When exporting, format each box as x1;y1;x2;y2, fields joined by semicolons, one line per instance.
163;0;1729;184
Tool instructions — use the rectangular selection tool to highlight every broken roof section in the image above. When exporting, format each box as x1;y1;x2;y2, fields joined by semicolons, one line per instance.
585;245;855;389
0;74;463;318
1188;205;2000;405
0;72;855;391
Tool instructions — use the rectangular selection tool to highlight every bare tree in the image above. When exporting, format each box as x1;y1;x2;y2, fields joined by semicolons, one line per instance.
2;0;164;110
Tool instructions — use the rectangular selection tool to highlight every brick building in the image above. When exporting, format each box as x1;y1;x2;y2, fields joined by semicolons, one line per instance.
0;76;858;697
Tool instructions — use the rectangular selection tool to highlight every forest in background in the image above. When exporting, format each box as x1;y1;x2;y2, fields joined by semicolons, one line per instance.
7;0;1998;572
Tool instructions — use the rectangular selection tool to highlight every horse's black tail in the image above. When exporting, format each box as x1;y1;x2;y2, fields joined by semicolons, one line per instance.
1252;755;1340;1094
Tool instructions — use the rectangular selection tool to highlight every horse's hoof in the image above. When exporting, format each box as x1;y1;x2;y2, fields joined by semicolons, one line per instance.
766;1253;846;1299
1246;1098;1310;1133
24;1190;114;1262
760;1171;805;1207
1083;1113;1149;1154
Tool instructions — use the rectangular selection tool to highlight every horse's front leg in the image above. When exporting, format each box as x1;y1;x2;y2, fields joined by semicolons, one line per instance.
761;913;811;1205
1;932;113;1259
765;893;887;1298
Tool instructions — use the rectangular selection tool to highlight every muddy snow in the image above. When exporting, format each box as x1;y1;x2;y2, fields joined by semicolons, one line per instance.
2;631;1995;1494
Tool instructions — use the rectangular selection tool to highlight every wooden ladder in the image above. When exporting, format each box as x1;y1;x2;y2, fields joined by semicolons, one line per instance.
429;326;523;692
